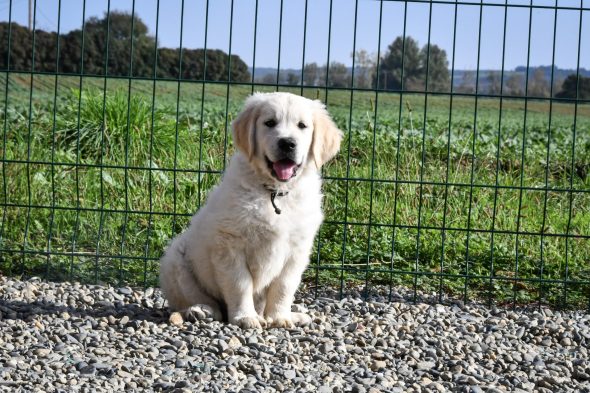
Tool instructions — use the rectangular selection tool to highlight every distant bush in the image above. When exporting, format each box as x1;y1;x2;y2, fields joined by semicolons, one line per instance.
556;74;590;100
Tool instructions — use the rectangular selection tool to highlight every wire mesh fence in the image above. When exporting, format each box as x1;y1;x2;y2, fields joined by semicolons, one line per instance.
0;0;589;309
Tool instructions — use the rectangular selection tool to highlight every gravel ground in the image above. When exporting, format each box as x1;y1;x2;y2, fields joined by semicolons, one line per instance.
0;276;589;392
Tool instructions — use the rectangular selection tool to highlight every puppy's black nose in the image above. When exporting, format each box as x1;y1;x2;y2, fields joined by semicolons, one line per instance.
278;137;297;153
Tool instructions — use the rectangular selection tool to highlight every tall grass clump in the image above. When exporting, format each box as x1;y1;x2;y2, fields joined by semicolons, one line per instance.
53;88;178;166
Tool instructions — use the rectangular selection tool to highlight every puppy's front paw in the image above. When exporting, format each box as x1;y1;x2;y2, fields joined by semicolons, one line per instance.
232;315;266;329
267;315;295;329
291;312;312;327
267;312;311;328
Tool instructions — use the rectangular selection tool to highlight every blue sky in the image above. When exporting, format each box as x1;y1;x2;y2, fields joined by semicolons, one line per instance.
1;0;588;71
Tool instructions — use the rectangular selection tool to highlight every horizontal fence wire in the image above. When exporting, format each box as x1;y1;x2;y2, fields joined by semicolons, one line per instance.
0;0;589;310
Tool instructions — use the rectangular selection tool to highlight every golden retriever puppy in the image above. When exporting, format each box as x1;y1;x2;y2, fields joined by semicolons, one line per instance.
159;92;342;329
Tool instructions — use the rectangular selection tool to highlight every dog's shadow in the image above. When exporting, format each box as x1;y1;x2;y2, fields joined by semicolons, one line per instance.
0;298;168;324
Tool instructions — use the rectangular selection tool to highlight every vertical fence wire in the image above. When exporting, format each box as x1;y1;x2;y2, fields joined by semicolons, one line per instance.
0;0;12;276
251;0;259;96
564;3;584;308
488;0;509;307
539;0;560;307
413;0;435;302
222;0;235;169
144;0;161;287
94;0;112;284
439;0;459;304
171;0;186;240
119;0;137;285
299;0;308;98
22;0;37;276
388;1;409;302
313;0;331;296
346;0;361;295
275;0;284;91
463;0;485;303
197;0;210;209
365;0;384;299
45;0;62;280
69;0;87;281
309;0;324;298
513;0;535;308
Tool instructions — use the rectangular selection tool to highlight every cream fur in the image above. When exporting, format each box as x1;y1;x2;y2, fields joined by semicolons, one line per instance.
159;92;342;329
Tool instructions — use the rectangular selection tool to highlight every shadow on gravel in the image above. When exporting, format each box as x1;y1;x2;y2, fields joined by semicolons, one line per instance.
0;299;168;323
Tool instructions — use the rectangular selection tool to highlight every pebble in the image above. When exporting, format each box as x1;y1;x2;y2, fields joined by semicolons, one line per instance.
0;276;588;392
169;312;183;325
371;360;387;371
227;336;242;349
33;348;51;357
417;361;436;370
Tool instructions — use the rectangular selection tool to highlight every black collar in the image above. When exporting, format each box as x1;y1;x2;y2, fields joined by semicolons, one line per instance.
264;186;289;215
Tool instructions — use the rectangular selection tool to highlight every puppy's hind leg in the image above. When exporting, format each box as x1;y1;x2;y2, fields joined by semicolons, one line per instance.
170;301;223;325
160;246;223;323
170;285;224;323
175;273;224;322
182;303;223;322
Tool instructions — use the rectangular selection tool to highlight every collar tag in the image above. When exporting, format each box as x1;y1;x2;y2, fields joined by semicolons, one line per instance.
267;188;289;215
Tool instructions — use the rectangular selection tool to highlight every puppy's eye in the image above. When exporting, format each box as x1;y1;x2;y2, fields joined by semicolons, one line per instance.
264;119;277;128
297;121;307;129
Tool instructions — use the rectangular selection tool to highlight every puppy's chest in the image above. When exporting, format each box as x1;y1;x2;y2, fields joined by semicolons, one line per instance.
241;206;312;288
243;226;290;290
242;217;298;259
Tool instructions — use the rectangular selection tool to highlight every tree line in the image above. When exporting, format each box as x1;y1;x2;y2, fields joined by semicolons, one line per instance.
266;36;589;99
0;12;250;82
268;37;451;92
457;68;590;99
2;16;588;100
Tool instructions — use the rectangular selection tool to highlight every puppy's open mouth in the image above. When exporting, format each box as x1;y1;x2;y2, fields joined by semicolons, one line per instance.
266;157;301;182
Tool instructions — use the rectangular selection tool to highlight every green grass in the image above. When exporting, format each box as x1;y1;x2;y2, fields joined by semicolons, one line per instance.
1;72;589;308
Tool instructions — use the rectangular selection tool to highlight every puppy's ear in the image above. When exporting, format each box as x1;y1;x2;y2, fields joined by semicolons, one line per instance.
232;97;260;160
311;102;343;169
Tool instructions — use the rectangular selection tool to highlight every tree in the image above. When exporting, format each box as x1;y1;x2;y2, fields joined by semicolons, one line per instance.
259;73;276;84
376;36;449;92
33;29;59;72
421;44;450;92
61;11;155;77
556;74;590;99
505;73;524;96
375;36;421;91
456;71;475;94
0;22;52;72
302;62;319;86
552;77;564;98
286;72;299;86
486;71;501;95
352;49;376;89
527;68;549;98
328;62;350;88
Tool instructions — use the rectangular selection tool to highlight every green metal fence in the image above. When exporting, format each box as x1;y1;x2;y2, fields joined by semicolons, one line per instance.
1;0;589;309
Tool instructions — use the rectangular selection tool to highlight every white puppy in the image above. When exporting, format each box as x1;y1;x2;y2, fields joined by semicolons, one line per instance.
159;92;342;329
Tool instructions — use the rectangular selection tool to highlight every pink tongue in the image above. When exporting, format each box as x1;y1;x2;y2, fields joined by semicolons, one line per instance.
273;160;297;181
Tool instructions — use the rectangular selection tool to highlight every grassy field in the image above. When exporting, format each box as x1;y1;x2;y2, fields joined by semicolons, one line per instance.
1;72;589;308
